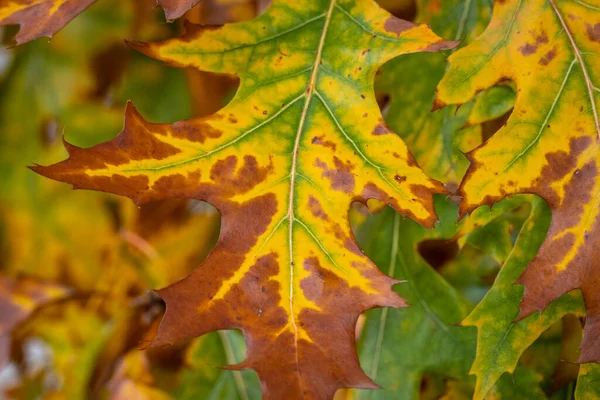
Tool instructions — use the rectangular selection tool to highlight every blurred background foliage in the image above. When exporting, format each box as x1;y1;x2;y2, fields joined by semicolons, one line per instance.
0;0;596;399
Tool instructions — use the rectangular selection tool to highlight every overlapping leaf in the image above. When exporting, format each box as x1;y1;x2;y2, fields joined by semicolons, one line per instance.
32;0;457;397
353;198;475;399
0;0;196;45
0;0;198;290
352;195;559;399
437;0;600;363
375;0;514;187
462;196;585;399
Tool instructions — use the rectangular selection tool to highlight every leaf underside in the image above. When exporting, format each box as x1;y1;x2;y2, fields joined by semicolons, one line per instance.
32;0;456;398
438;0;600;363
0;0;199;45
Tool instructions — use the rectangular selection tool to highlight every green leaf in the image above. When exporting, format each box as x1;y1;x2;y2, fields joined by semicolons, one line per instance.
353;198;476;399
176;331;261;400
463;196;585;399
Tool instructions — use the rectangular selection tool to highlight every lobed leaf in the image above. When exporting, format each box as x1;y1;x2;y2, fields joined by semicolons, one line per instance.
437;0;600;363
375;0;500;187
32;0;457;397
353;195;553;399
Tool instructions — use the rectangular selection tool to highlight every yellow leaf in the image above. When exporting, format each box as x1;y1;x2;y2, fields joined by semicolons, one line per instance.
437;0;600;363
33;0;456;397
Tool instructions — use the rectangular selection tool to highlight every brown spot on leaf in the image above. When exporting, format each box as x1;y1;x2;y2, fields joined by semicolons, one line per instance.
383;16;416;36
587;23;600;42
308;196;328;220
311;135;337;151
315;157;355;193
394;175;407;183
539;47;557;65
519;31;549;56
533;136;591;207
171;118;223;143
372;118;392;136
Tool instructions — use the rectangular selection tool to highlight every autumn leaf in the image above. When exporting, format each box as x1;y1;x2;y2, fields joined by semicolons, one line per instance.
347;195;556;399
31;0;457;397
437;0;600;363
376;0;514;187
0;0;195;45
461;196;585;399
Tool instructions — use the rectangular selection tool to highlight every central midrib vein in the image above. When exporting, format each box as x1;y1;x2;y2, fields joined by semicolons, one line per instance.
286;0;336;390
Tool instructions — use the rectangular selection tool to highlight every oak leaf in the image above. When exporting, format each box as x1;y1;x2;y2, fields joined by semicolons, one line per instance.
354;195;555;399
376;0;514;188
437;0;600;363
461;196;585;399
32;0;456;397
